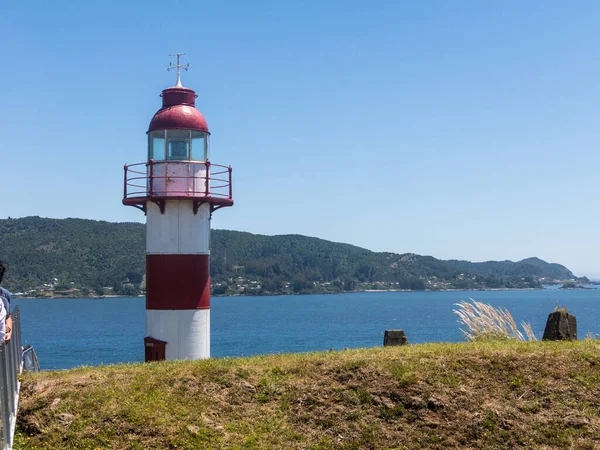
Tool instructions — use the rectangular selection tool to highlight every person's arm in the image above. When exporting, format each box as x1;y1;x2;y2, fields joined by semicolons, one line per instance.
4;314;12;341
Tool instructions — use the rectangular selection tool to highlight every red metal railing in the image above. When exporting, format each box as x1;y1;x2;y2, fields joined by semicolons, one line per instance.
123;160;233;200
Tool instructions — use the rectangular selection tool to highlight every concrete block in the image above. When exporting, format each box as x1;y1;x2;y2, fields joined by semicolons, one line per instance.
384;329;408;346
542;310;577;341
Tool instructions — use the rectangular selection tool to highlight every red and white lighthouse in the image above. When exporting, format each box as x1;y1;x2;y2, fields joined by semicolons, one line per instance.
123;55;233;361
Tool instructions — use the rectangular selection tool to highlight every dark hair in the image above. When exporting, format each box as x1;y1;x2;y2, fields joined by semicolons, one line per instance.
0;260;5;284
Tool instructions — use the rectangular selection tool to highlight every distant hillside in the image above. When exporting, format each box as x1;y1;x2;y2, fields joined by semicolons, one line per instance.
0;216;580;296
448;256;575;281
0;216;145;294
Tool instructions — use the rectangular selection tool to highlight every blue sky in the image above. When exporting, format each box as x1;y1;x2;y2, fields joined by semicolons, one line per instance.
1;1;600;277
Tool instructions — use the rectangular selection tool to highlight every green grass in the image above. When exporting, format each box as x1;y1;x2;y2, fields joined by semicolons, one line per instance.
14;340;600;449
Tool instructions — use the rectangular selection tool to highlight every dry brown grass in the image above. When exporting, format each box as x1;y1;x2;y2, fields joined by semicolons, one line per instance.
14;340;600;449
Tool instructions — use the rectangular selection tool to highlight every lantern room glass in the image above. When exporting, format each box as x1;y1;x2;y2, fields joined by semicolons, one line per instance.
191;131;208;161
167;130;190;160
149;130;166;161
148;130;208;161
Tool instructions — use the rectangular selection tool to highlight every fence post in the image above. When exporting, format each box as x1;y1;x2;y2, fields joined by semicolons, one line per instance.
123;164;128;199
228;166;233;199
205;161;211;195
148;159;155;196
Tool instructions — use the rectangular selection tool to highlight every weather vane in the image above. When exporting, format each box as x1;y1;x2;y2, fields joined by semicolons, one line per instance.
168;53;189;87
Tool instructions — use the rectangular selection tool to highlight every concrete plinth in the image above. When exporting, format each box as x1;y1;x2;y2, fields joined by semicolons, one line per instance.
542;310;577;341
384;330;408;346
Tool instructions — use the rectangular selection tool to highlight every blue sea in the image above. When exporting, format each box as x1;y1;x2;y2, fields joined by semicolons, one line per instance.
13;288;600;370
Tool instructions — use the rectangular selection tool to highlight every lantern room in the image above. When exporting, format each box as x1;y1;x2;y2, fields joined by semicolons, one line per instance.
123;80;233;214
148;85;210;162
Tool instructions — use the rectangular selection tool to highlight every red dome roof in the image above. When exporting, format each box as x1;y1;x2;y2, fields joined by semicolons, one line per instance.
148;86;209;133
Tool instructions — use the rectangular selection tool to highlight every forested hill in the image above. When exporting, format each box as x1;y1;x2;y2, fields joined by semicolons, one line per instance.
0;216;580;296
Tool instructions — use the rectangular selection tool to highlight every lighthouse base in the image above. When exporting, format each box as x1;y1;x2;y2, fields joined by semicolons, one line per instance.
146;309;210;360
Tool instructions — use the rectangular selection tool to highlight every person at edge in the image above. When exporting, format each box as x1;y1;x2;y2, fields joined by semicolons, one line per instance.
0;260;13;342
0;287;5;342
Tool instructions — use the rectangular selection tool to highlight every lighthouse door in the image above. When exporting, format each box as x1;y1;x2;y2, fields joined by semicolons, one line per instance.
144;336;167;362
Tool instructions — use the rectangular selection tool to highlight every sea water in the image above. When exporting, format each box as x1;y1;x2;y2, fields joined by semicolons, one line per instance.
13;288;600;370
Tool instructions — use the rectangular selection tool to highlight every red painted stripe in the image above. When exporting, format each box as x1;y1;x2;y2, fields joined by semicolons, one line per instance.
146;254;210;310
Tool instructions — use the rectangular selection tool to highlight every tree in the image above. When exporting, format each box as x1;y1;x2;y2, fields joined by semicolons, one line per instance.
213;284;228;295
127;271;143;284
292;275;312;293
343;279;357;291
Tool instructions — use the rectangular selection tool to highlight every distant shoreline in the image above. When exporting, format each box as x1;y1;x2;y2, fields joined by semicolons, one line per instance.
15;286;593;300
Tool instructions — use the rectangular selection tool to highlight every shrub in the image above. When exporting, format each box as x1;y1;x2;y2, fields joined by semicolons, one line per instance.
554;305;568;314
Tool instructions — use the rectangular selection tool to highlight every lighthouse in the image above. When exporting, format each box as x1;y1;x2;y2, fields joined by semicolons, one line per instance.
123;54;233;361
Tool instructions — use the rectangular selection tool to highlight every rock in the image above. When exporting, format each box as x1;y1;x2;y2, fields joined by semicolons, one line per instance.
374;395;396;409
406;396;426;410
57;413;74;426
50;398;61;409
564;416;589;428
542;311;577;341
18;415;43;434
427;397;444;411
187;425;200;435
201;415;225;432
384;330;408;346
240;380;256;392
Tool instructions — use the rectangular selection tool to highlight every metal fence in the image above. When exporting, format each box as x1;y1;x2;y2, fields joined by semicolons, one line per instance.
22;346;40;374
0;307;22;450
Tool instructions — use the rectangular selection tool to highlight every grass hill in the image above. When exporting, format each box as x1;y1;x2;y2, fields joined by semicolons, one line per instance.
0;216;580;296
15;340;600;449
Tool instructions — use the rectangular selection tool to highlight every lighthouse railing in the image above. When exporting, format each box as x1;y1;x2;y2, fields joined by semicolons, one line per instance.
123;160;232;201
0;307;23;450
